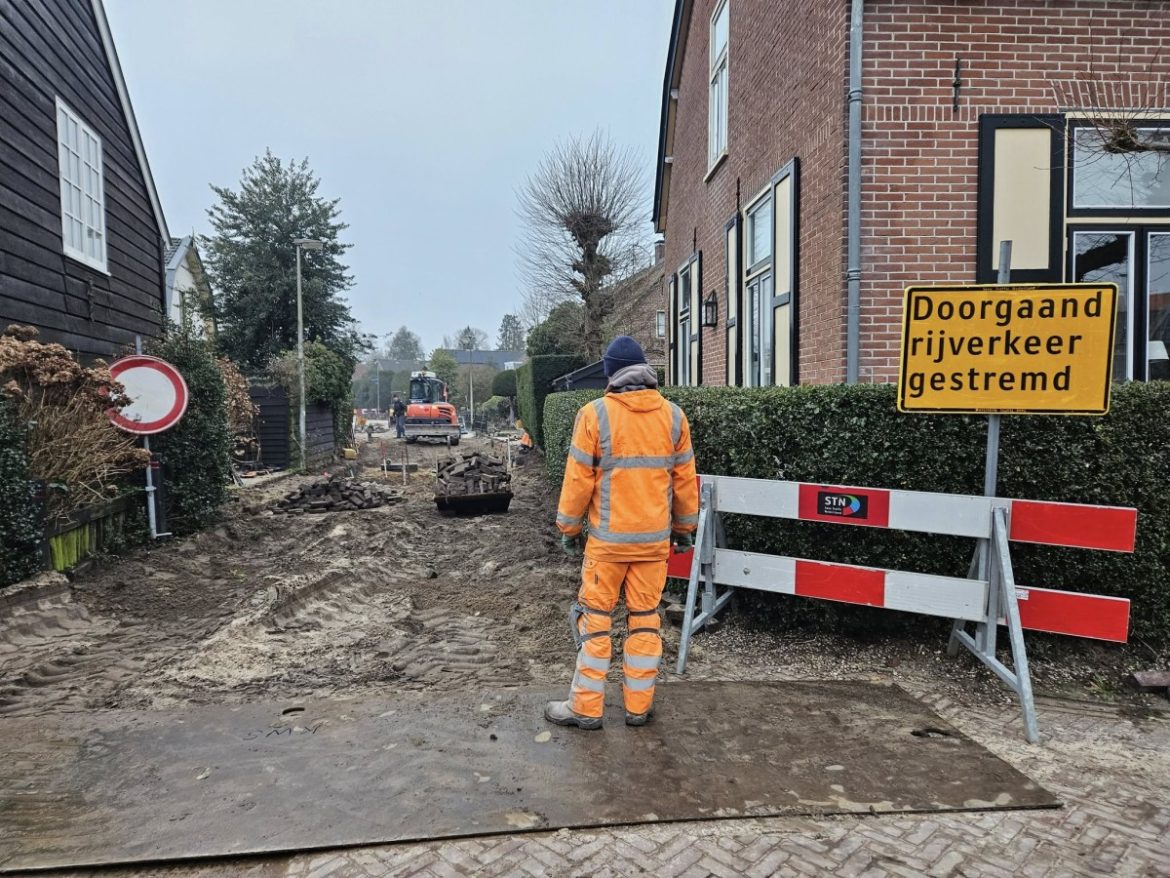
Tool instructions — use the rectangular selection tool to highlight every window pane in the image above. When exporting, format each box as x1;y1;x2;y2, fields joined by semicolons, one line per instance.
1073;127;1170;209
712;1;728;59
1150;233;1170;380
748;198;772;266
760;274;773;385
1073;231;1132;381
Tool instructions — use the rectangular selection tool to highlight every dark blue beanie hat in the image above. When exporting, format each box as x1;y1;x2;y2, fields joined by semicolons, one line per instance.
603;335;646;377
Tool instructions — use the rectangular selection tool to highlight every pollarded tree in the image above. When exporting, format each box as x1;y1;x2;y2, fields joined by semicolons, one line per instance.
203;151;364;369
517;131;648;359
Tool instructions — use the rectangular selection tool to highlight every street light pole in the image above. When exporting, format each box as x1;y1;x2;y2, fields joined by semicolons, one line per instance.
293;237;324;471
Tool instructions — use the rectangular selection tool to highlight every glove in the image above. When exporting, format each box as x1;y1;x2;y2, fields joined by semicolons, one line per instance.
561;533;584;557
672;531;694;550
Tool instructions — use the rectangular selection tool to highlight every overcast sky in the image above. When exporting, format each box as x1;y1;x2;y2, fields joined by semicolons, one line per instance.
105;0;674;355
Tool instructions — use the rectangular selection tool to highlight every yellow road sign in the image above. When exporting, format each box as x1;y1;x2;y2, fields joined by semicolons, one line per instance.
898;284;1117;415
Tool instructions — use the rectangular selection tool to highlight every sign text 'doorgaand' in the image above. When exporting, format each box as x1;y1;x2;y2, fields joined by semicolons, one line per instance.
898;284;1117;415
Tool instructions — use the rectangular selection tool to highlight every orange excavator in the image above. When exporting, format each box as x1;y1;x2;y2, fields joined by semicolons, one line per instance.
404;370;460;445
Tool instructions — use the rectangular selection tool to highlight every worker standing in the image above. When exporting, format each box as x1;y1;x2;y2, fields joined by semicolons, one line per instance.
391;394;407;439
546;336;698;730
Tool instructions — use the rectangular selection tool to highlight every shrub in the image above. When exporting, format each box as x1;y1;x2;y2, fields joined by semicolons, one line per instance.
0;324;148;517
491;369;517;398
516;354;586;449
268;341;354;446
147;329;232;534
0;398;40;586
543;382;1170;641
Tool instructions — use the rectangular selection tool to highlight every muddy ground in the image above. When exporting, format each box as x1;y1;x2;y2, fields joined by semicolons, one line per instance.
1;433;1166;724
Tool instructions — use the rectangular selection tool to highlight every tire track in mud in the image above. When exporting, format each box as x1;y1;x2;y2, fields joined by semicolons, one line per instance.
0;438;579;716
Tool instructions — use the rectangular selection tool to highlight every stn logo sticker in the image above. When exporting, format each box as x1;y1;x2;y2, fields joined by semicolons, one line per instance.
797;484;891;528
817;492;867;519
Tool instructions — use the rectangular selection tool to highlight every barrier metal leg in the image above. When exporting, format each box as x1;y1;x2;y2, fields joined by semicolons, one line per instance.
947;547;982;657
993;507;1039;743
950;508;1039;743
675;488;709;674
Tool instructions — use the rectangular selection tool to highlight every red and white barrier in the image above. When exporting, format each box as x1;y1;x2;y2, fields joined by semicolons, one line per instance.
671;474;1139;743
668;475;1136;643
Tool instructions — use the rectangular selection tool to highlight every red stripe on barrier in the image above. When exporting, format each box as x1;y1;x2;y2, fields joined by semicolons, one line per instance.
667;546;693;579
795;560;885;607
1015;586;1130;642
797;484;891;528
1009;500;1137;552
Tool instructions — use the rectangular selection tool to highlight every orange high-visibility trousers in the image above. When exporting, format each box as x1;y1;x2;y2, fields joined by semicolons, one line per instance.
568;557;665;718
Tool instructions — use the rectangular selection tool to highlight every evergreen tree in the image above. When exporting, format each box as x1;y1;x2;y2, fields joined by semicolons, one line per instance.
526;301;586;356
428;349;460;396
455;326;488;350
497;313;525;351
385;325;424;362
203;151;364;369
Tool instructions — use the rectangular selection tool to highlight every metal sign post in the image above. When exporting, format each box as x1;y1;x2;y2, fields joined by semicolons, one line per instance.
977;240;1011;653
110;338;190;539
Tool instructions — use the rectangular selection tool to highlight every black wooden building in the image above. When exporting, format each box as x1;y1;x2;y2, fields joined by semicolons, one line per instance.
1;0;169;358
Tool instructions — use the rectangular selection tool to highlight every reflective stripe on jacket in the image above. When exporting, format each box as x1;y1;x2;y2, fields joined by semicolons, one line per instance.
556;389;699;561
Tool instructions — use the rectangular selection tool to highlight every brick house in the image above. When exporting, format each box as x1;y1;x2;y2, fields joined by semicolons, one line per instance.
654;0;1170;388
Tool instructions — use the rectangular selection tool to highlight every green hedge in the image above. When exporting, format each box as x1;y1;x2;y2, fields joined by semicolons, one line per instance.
148;330;233;535
0;399;41;586
544;383;1170;641
491;369;517;398
516;354;586;449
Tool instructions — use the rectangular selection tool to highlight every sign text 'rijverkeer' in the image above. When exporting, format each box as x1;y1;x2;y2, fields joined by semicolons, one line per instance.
898;284;1118;415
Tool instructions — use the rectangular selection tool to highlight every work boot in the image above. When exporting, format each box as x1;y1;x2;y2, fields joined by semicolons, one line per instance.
625;707;654;727
544;700;602;730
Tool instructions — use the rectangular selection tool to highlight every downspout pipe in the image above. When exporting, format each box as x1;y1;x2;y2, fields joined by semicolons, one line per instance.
845;0;864;384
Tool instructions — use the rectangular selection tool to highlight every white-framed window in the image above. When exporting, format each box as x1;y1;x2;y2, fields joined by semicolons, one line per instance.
745;193;772;386
708;0;729;169
1071;124;1170;211
56;97;107;272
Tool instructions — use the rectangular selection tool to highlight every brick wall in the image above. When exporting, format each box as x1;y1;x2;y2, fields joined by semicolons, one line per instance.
661;0;1170;386
860;0;1170;382
662;0;849;385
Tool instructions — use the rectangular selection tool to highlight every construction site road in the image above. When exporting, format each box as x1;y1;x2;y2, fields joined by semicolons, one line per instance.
1;434;1168;877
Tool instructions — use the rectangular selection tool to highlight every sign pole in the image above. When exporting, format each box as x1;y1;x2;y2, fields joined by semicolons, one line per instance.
134;336;159;540
975;241;1011;653
985;239;1012;497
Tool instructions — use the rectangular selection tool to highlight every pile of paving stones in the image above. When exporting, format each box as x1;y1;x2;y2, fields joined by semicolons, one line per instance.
435;452;511;497
271;476;404;514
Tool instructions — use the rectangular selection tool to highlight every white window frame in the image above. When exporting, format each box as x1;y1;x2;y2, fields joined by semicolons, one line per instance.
1070;123;1170;211
56;97;107;272
744;189;773;386
678;263;692;386
1072;229;1135;382
708;0;729;170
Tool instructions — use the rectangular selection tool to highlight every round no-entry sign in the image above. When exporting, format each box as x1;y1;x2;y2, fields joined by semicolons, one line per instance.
107;355;189;434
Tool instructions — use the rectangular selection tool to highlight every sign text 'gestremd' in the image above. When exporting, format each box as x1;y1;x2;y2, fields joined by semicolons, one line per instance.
898;284;1117;415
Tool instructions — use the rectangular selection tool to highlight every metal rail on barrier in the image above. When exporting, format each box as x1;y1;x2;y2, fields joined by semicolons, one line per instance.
670;475;1137;743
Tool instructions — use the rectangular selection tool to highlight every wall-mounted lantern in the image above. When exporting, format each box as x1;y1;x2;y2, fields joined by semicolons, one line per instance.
702;292;719;328
655;310;667;339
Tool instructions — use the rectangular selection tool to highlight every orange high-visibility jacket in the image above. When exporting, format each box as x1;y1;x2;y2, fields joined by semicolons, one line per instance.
556;389;699;561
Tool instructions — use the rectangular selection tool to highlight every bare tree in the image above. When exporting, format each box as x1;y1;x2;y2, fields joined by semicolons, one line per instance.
1051;45;1170;211
517;131;649;359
